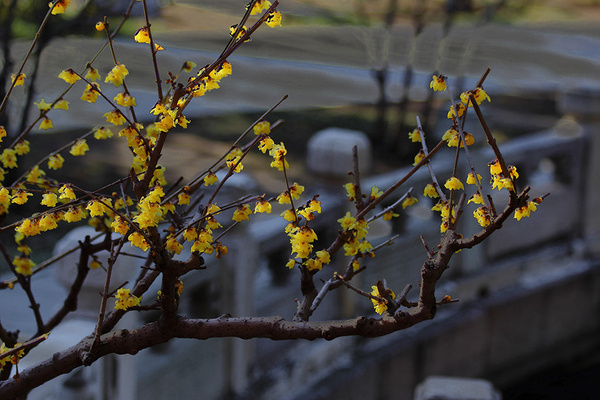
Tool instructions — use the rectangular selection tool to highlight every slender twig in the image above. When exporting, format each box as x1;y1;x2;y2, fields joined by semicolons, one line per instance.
0;1;56;114
416;116;447;201
334;273;387;304
351;145;366;211
141;0;164;101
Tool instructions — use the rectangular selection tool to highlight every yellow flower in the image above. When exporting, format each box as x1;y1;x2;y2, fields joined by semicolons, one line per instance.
203;172;218;186
41;192;58;207
11;190;32;205
70;139;89;156
49;0;70;15
105;64;129;87
280;208;296;222
344;183;356;201
307;198;321;214
446;131;475;148
183;61;197;72
111;216;129;235
1;148;17;169
178;115;190;129
408;128;421;143
58;184;76;201
81;83;100;103
259;137;275;153
254;199;272;214
429;75;447;92
370;285;395;315
230;24;249;42
440;219;450;233
63;207;86;222
154;114;175;132
266;11;282;28
178;191;191;205
277;191;291;205
304;258;322;271
466;172;482;185
444;177;464;191
191;229;214;254
35;98;52;111
423;183;439;198
467;192;484;205
86;198;111;217
447;103;466;120
473;206;491;227
166;236;183;255
249;0;272;15
15;219;40;237
54;99;69;110
104;109;126;126
402;195;418;209
114;92;136;107
93;126;113;140
48;154;65;170
461;87;491;106
128;232;150;251
488;159;502;175
0;187;10;205
227;157;244;173
514;200;538;221
211;61;232;81
289;226;317;259
114;288;142;310
370;186;384;200
58;69;80;84
0;126;6;142
95;21;105;31
15;140;30;155
269;143;288;171
14;256;35;275
11;73;26;86
491;176;514;192
383;210;399;221
85;67;101;81
134;27;151;44
25;165;45;183
474;87;492;104
338;212;356;231
413;150;425;166
253;120;271;135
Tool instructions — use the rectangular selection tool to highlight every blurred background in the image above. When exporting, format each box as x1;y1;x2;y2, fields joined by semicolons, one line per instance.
2;0;600;399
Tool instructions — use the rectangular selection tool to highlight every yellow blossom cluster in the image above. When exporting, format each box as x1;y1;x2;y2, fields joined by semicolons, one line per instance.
288;226;318;259
514;200;539;221
337;212;372;257
132;185;166;229
370;285;396;315
460;87;491;107
0;342;25;369
442;128;475;148
188;61;232;99
226;147;244;173
114;288;141;311
431;200;456;233
489;159;518;192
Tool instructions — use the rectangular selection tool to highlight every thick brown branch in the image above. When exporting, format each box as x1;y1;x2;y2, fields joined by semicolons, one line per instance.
0;308;437;399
